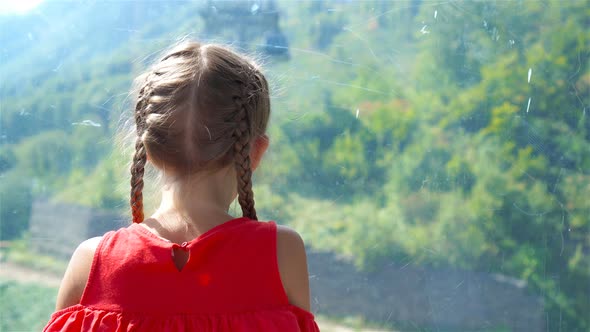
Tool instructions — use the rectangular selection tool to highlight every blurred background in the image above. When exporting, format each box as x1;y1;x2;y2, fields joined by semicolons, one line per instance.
0;1;588;331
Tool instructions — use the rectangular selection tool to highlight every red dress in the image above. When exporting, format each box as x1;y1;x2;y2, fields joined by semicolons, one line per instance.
43;217;320;331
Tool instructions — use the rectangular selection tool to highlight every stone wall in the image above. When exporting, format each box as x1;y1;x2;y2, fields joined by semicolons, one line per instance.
29;199;125;259
308;251;544;331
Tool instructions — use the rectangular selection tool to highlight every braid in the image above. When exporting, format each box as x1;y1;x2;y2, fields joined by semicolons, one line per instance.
130;137;147;223
233;87;257;220
130;83;151;223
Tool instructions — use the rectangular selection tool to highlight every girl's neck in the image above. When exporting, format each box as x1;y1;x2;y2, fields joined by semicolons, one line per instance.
149;167;238;242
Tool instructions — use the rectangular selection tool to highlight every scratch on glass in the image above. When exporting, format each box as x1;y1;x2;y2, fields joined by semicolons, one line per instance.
204;125;212;140
386;310;394;323
552;168;563;193
492;27;499;41
560;209;565;256
526;97;532;113
250;3;259;14
342;27;379;61
528;68;532;83
72;120;101;127
312;78;391;95
512;202;548;216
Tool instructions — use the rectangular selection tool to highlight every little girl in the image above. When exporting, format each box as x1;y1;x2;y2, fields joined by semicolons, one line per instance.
43;41;320;331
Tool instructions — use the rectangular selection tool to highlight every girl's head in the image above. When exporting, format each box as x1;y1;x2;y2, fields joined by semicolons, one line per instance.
130;41;271;223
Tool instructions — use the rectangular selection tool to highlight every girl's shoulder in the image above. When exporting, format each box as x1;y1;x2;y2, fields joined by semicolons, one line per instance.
55;236;102;310
276;225;312;312
53;225;138;311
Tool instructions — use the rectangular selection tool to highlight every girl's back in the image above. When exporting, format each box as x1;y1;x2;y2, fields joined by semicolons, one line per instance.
43;41;319;331
44;217;318;331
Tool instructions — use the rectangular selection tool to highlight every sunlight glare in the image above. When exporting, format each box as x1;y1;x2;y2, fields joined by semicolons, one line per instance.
0;0;44;14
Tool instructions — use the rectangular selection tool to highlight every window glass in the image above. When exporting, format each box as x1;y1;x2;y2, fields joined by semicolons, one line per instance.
0;1;588;331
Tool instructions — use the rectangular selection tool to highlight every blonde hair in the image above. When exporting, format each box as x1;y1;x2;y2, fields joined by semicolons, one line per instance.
130;41;270;223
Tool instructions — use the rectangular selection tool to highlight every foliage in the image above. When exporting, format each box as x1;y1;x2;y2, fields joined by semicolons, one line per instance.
0;281;57;331
4;236;68;276
13;131;73;178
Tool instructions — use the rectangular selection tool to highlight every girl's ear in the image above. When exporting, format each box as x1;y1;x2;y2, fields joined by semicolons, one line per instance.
250;135;269;171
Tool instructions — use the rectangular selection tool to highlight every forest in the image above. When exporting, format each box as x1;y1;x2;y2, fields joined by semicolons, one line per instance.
0;0;588;331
